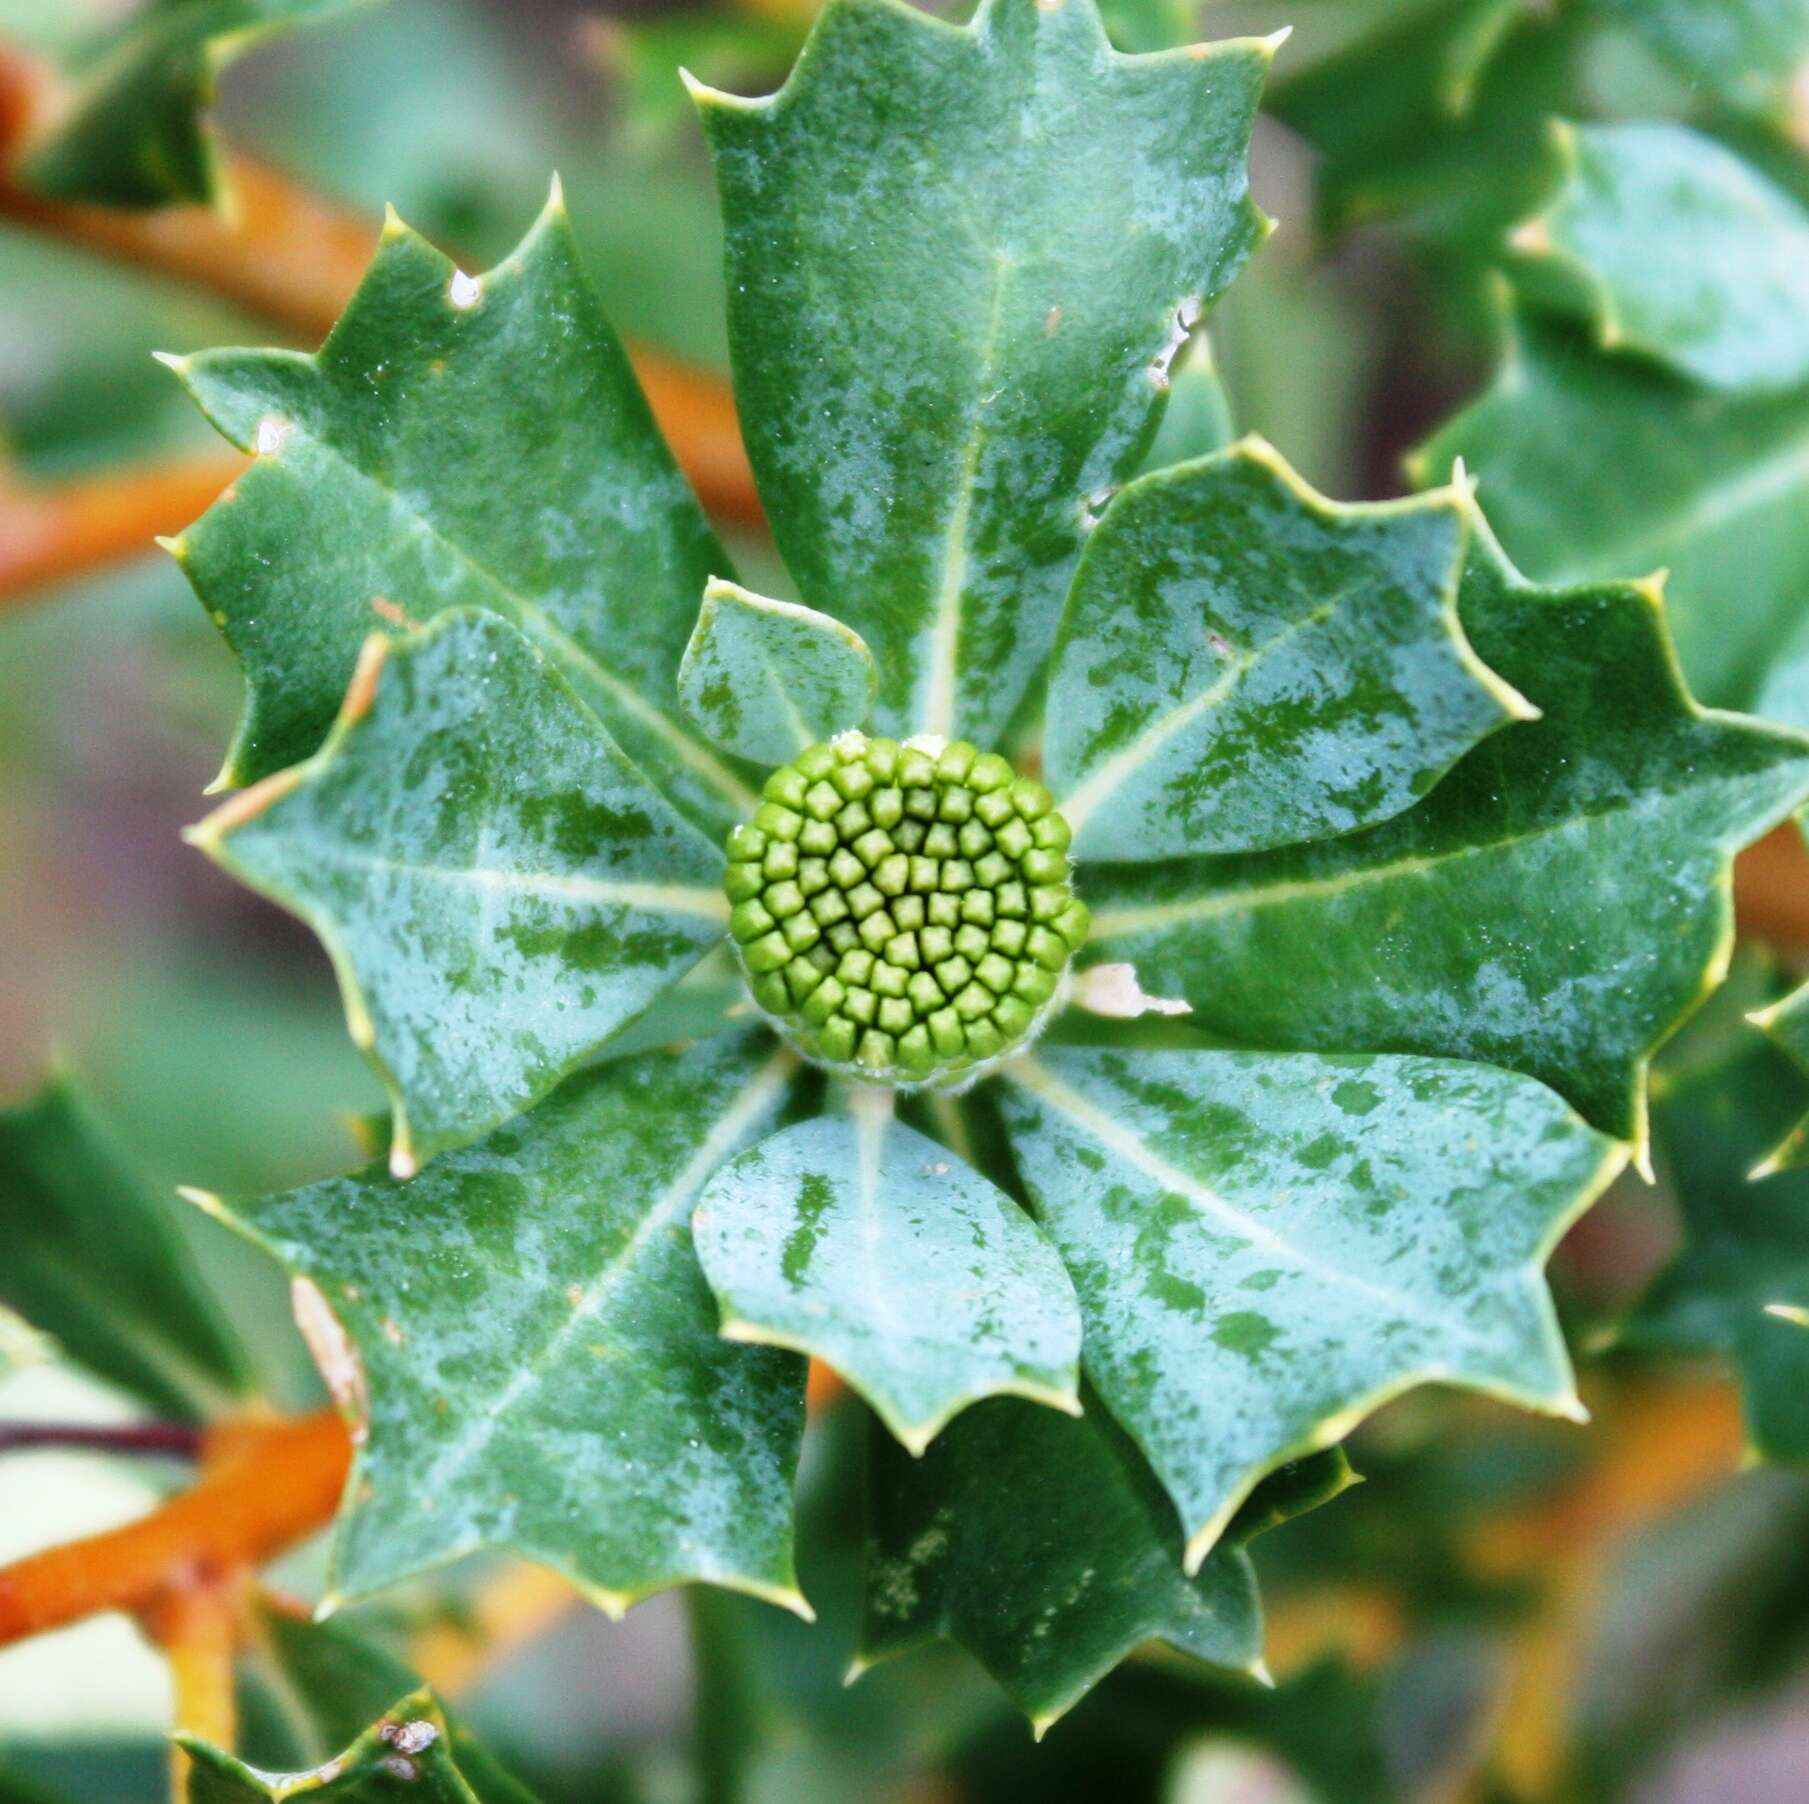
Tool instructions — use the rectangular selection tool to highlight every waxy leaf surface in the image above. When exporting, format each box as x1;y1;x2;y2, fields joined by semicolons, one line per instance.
0;1078;250;1418
21;0;366;207
1415;310;1809;724
860;1394;1264;1731
1083;523;1809;1145
700;0;1272;745
677;579;876;765
186;1032;809;1614
1625;958;1809;1462
1048;442;1525;862
998;1045;1612;1563
189;611;729;1175
693;1110;1082;1453
168;192;752;831
1516;122;1809;392
1598;0;1809;125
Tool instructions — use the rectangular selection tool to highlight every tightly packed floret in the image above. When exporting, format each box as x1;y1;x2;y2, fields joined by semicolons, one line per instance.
724;731;1088;1086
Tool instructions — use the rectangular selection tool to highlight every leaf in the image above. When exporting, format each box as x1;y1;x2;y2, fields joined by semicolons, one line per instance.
1412;307;1809;724
677;578;876;765
859;1393;1354;1731
696;0;1275;746
1623;955;1809;1461
165;186;754;832
1597;0;1809;127
180;1031;811;1614
995;1043;1613;1565
1755;963;1809;1173
186;610;730;1176
1133;334;1234;476
1046;439;1529;863
184;1690;517;1804
19;0;370;208
692;1104;1082;1453
0;1076;251;1418
1511;122;1809;393
0;1306;53;1378
1081;516;1809;1148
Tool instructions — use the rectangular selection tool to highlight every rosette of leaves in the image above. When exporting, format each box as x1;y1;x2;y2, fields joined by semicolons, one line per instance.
155;0;1809;1728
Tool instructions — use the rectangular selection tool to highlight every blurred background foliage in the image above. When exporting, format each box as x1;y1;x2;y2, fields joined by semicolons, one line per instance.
5;1;1809;1800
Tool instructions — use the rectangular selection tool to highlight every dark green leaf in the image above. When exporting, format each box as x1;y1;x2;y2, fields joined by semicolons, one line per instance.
1047;440;1529;862
677;578;876;765
186;610;729;1175
181;1032;810;1615
698;0;1274;746
20;0;369;208
997;1044;1612;1564
693;1104;1082;1453
1512;122;1809;391
0;1077;251;1417
1082;517;1809;1147
166;189;753;831
1132;334;1234;475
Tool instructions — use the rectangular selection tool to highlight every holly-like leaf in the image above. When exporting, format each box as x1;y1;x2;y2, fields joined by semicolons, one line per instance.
996;1044;1613;1565
186;611;729;1177
859;1395;1260;1733
19;0;369;208
1755;965;1809;1173
0;1077;251;1418
1512;122;1809;392
677;578;876;765
696;0;1275;747
1082;516;1809;1148
180;1031;810;1614
1133;334;1234;476
1597;0;1809;128
1623;956;1809;1461
692;1106;1082;1454
1413;308;1809;724
164;187;754;832
1046;440;1529;863
184;1691;518;1804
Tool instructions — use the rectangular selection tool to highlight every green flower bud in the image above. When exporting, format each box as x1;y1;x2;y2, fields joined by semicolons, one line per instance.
724;732;1083;1086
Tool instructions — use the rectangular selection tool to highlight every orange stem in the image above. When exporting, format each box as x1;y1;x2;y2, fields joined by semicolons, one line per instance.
0;450;245;603
0;1409;351;1648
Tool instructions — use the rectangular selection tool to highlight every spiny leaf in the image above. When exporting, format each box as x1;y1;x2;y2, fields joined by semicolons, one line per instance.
697;0;1275;747
1082;515;1809;1148
1046;439;1529;863
1512;122;1809;392
1755;960;1809;1174
181;1031;810;1615
1623;955;1809;1463
184;1690;514;1803
1412;307;1809;725
996;1044;1613;1565
677;578;876;765
1596;0;1809;127
859;1392;1355;1730
1132;333;1234;475
0;1077;251;1418
165;187;753;831
187;610;729;1176
692;1105;1082;1454
19;0;370;208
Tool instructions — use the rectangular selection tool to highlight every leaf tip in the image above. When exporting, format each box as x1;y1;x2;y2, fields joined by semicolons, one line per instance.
175;1183;227;1222
151;349;191;379
1258;23;1292;56
1029;1710;1061;1743
844;1653;873;1688
387;1140;418;1181
1247;1656;1276;1689
380;202;409;241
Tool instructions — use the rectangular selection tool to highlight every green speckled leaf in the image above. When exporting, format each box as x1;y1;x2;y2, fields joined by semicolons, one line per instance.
677;579;876;764
1514;122;1809;392
1623;958;1809;1462
1083;518;1809;1148
1047;440;1528;862
183;1032;808;1614
188;611;729;1176
185;1691;509;1804
0;1077;250;1417
167;189;754;831
20;0;369;208
997;1044;1614;1564
1413;308;1809;724
697;0;1273;746
692;1107;1081;1453
1598;0;1809;126
859;1394;1353;1730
